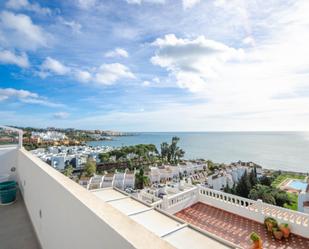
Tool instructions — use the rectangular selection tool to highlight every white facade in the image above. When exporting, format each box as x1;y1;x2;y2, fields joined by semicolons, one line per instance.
113;172;125;189
31;145;111;170
149;162;206;184
207;174;228;190
50;155;67;170
31;131;67;141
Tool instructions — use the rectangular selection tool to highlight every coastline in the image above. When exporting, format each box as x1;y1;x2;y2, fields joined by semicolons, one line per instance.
86;131;309;173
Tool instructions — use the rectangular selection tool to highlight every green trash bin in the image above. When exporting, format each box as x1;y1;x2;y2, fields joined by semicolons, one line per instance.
0;181;16;190
0;181;17;205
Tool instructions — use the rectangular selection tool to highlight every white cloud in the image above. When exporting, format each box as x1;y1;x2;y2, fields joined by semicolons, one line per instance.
20;98;63;107
126;0;198;8
77;0;97;9
0;50;29;68
6;0;51;15
242;36;255;46
147;0;309;131
74;70;92;82
0;88;62;107
53;112;69;119
142;80;150;86
105;48;129;58
0;88;37;101
40;57;71;76
0;11;49;50
141;77;162;87
182;0;200;9
94;63;135;85
39;58;134;86
59;17;82;33
213;0;252;38
126;0;166;4
151;34;244;92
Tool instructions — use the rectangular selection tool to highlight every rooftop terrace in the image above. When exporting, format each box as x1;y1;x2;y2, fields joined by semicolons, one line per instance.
176;202;309;249
0;192;41;249
0;126;237;249
92;188;234;249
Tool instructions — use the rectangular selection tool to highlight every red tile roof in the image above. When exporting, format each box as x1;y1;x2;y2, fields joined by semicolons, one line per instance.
176;202;309;249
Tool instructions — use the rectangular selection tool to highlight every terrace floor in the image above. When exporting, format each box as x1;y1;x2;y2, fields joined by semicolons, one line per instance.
175;202;309;249
0;192;41;249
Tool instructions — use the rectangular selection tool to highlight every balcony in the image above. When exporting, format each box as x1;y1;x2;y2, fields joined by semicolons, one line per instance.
0;126;236;249
153;185;309;248
0;190;41;248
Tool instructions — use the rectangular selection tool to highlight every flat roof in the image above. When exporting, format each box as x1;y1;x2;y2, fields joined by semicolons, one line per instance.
92;188;235;249
176;202;309;249
130;209;183;237
92;188;127;201
164;227;230;249
108;198;151;215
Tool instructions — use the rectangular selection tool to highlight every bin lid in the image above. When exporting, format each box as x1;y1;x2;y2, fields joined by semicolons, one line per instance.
0;174;10;183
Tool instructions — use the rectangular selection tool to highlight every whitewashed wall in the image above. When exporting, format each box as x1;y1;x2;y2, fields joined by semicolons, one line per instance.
17;149;175;249
0;147;18;182
198;187;309;238
161;187;199;214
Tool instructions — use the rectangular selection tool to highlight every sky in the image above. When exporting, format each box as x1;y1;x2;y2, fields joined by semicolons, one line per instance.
0;0;309;131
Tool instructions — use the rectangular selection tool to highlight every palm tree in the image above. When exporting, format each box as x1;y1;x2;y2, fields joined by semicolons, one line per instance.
175;148;185;163
135;168;149;189
160;137;185;164
160;142;169;161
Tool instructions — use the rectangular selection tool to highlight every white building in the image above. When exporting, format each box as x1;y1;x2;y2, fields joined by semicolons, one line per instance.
50;155;67;170
148;162;206;184
207;174;228;190
31;145;111;170
31;131;67;141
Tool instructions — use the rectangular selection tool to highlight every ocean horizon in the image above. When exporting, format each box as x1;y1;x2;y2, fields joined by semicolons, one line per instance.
88;131;309;173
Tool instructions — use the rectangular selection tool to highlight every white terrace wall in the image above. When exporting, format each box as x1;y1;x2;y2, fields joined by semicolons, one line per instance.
160;187;199;214
17;149;175;249
198;187;262;222
198;187;309;239
0;147;18;182
158;185;309;238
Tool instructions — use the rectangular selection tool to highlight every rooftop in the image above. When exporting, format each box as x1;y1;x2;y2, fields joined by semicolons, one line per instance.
0;192;41;249
176;202;309;249
92;188;233;249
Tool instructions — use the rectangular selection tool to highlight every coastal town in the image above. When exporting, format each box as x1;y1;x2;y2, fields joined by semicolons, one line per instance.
0;126;132;150
30;137;309;216
3;126;308;216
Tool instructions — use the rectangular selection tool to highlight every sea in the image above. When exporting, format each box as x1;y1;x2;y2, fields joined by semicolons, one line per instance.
87;132;309;173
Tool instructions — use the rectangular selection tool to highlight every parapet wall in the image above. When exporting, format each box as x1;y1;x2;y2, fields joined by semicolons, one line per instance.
156;185;309;239
17;149;175;249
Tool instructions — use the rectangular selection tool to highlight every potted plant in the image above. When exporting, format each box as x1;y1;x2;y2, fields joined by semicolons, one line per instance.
279;223;291;238
264;217;278;232
272;227;283;240
250;232;263;249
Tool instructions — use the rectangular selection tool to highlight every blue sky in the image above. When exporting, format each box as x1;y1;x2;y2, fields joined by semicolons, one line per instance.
1;0;309;131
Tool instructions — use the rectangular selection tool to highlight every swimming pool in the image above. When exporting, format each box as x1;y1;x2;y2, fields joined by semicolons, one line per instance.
287;180;308;191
